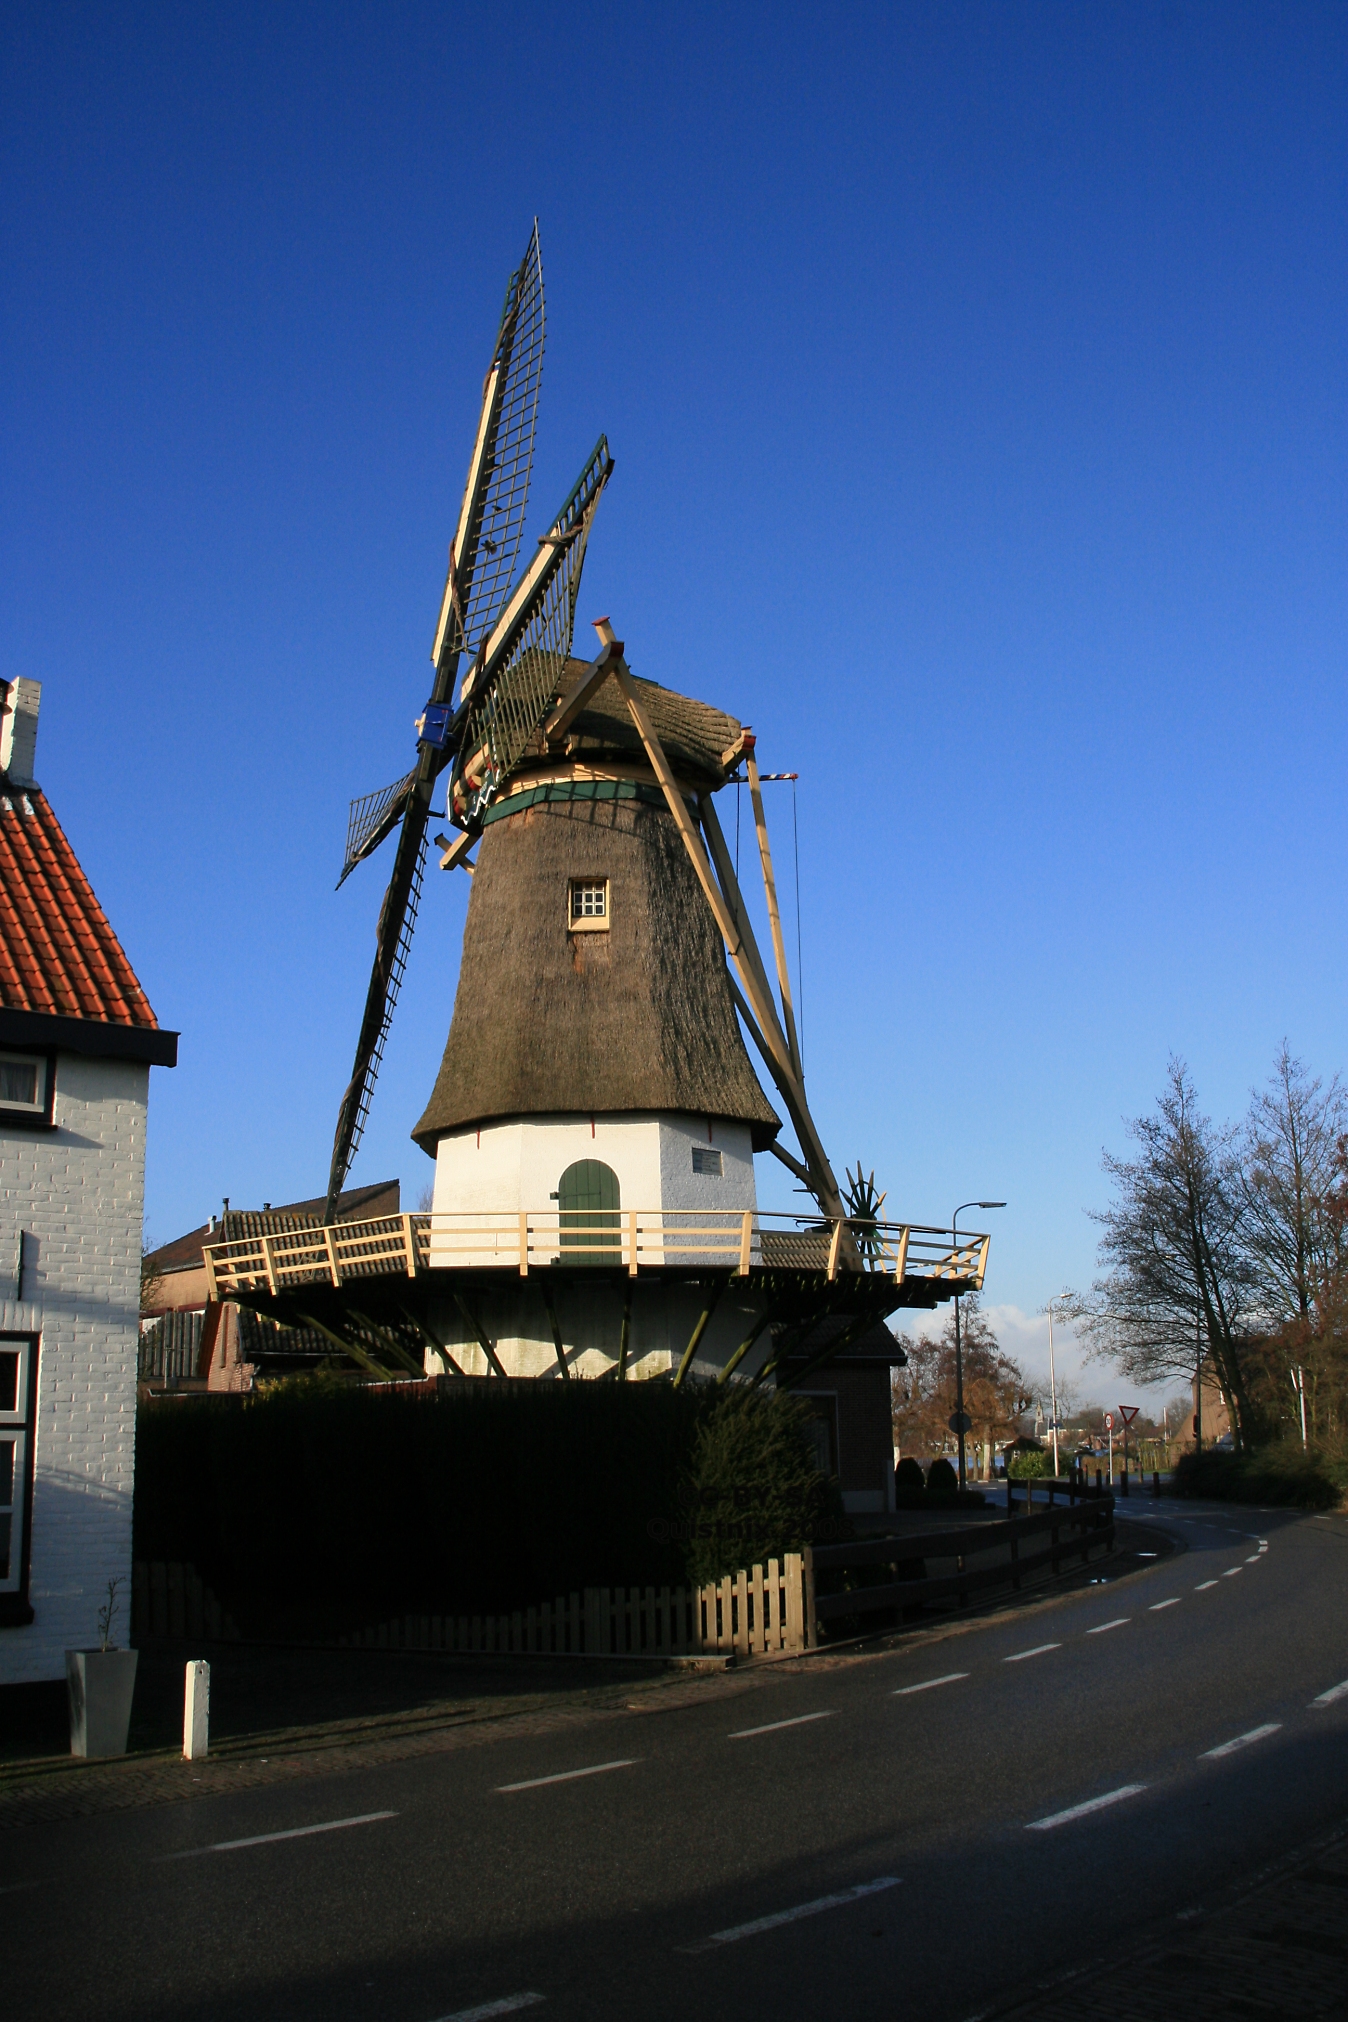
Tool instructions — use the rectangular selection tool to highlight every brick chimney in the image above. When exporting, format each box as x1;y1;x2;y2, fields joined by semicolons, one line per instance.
0;678;41;786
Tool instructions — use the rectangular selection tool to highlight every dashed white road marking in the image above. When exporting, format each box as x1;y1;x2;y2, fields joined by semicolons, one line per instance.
430;1998;546;2022
1201;1723;1281;1759
1027;1784;1148;1831
680;1876;901;1951
1222;1568;1243;1578
1086;1618;1130;1635
1245;1555;1262;1564
498;1760;637;1793
729;1712;836;1740
1150;1598;1181;1611
1311;1681;1348;1708
165;1810;397;1858
1004;1643;1062;1663
892;1673;969;1696
1194;1581;1219;1590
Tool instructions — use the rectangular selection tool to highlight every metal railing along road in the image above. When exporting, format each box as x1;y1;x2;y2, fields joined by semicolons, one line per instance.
201;1210;992;1299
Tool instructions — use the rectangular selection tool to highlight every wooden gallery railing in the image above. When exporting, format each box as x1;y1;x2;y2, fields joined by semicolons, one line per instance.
810;1483;1116;1633
201;1211;992;1297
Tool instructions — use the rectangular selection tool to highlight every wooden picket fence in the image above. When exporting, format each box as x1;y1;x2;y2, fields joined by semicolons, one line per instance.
336;1554;815;1660
130;1554;814;1660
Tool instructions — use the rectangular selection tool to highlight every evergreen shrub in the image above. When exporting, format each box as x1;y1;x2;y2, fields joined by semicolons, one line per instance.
1171;1443;1343;1509
134;1377;842;1637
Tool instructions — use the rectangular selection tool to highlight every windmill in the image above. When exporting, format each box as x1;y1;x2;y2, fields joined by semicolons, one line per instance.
325;223;612;1218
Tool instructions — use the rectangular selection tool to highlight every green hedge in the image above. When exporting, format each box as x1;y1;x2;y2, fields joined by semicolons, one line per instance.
1171;1443;1345;1510
134;1378;841;1638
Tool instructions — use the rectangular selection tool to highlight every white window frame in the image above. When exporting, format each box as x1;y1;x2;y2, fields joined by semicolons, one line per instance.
0;1335;37;1611
0;1050;48;1120
568;877;610;933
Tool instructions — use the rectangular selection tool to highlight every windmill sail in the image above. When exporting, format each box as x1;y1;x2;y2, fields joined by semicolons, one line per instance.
450;437;613;829
431;223;545;682
338;767;419;887
325;225;547;1216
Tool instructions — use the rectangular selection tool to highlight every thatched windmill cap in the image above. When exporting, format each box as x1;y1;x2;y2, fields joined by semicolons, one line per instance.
413;681;781;1150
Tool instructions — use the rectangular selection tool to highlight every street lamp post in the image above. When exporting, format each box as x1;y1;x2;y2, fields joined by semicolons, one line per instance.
1046;1295;1062;1479
952;1200;1006;1489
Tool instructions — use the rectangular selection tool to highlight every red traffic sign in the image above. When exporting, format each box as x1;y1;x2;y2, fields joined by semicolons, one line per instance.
1118;1405;1141;1425
1104;1412;1114;1430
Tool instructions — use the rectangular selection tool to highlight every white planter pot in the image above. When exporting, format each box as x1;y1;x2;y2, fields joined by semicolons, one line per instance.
66;1648;139;1758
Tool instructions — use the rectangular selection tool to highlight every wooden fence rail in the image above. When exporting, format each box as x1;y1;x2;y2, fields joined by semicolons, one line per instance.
132;1492;1113;1657
201;1211;992;1298
810;1482;1115;1627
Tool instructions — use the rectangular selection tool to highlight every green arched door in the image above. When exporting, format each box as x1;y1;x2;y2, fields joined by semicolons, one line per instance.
558;1159;621;1253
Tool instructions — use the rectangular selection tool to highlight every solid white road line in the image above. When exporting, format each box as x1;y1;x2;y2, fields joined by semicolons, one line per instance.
1150;1599;1181;1611
166;1810;397;1858
498;1760;636;1793
892;1672;970;1696
1194;1580;1219;1590
1311;1681;1348;1707
430;1998;546;2022
1086;1618;1130;1635
1201;1723;1282;1759
1004;1643;1061;1663
1027;1785;1148;1831
680;1877;901;1952
729;1712;835;1739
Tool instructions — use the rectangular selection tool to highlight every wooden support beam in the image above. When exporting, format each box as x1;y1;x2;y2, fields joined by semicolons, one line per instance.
612;667;851;1240
542;639;626;743
765;1139;813;1190
342;1307;426;1378
697;795;793;1069
398;1304;467;1378
538;1277;570;1381
292;1310;394;1381
745;746;803;1082
453;1291;508;1379
671;1277;726;1388
434;830;477;875
716;1309;774;1386
617;1278;633;1380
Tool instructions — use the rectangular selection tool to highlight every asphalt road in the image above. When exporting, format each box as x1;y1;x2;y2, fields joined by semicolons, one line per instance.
5;1497;1348;2022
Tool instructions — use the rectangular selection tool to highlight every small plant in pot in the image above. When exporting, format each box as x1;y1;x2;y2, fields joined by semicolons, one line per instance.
66;1578;139;1758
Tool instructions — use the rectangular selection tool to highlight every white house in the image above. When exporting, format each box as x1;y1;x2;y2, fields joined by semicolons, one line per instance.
0;678;177;1685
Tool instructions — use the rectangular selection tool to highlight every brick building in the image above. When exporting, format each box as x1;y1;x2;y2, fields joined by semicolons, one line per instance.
0;678;176;1684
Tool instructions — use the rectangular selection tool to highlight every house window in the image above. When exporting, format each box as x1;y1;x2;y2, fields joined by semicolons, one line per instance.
557;1158;621;1253
0;1335;38;1626
691;1146;723;1177
797;1393;839;1479
568;878;610;932
0;1051;51;1125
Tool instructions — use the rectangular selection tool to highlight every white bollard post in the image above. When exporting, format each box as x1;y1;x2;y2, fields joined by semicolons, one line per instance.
183;1659;210;1761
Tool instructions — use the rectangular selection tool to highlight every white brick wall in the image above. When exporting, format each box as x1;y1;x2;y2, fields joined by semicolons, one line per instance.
0;1050;149;1683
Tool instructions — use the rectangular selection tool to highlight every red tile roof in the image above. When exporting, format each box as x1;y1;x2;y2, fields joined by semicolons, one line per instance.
0;785;159;1028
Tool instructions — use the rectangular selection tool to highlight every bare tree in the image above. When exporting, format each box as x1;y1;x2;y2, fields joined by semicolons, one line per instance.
1241;1044;1348;1330
1067;1058;1258;1451
891;1299;1031;1462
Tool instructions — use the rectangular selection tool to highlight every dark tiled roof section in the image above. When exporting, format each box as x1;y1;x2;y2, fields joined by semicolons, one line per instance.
552;664;742;787
0;786;158;1027
235;1310;334;1364
146;1180;402;1277
778;1313;909;1364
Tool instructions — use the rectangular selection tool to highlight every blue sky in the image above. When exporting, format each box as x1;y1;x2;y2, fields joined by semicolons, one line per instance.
5;3;1344;1404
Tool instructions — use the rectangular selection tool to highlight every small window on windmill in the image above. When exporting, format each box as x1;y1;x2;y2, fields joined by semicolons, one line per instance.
568;878;609;933
691;1146;722;1177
